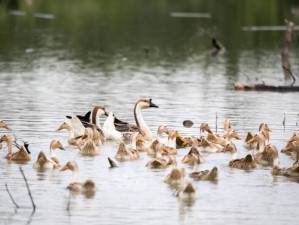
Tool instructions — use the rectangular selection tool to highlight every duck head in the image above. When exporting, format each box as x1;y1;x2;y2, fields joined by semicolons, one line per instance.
55;122;71;132
157;125;169;135
210;167;219;180
36;151;48;164
227;130;242;140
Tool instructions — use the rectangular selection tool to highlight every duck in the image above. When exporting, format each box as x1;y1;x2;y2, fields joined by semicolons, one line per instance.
102;112;122;141
33;151;59;170
114;98;159;141
0;135;31;162
223;143;256;169
56;122;83;146
167;130;179;150
258;123;271;145
181;147;204;165
77;128;99;156
0;120;11;130
49;140;65;166
176;133;190;149
164;156;185;186
223;118;231;137
146;148;173;169
247;133;266;154
206;129;241;147
200;123;213;135
115;139;139;161
243;132;255;149
136;134;150;152
60;161;97;194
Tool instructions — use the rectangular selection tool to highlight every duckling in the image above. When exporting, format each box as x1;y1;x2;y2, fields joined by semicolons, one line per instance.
33;151;59;170
224;143;256;170
146;149;173;169
0;120;11;130
77;128;99;156
56;122;82;146
0;135;31;162
182;147;204;165
49;140;65;167
103;112;122;141
60;161;97;194
164;156;185;186
115;140;139;161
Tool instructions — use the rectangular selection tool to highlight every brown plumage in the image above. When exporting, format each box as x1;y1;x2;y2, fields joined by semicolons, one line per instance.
229;154;256;170
190;167;218;181
115;141;139;160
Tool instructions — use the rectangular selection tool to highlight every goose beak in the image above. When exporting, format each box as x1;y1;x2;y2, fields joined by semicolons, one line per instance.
149;101;158;108
4;125;11;131
60;164;68;171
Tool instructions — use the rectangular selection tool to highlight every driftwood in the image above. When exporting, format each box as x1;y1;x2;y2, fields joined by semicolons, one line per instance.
234;83;299;92
235;21;298;91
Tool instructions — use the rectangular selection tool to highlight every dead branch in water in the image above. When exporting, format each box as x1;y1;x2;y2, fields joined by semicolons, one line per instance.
281;20;296;85
19;167;36;212
66;190;72;213
5;183;20;209
108;157;118;168
215;112;218;134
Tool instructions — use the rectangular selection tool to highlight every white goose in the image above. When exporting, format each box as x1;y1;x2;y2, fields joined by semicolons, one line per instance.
102;112;122;141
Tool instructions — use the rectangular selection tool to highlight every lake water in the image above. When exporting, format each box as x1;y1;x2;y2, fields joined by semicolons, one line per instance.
1;1;299;225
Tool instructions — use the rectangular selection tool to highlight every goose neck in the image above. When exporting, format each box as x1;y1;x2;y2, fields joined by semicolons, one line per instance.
134;104;152;140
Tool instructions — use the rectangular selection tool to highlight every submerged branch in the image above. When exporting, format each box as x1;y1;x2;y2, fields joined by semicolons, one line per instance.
19;167;36;212
5;183;20;209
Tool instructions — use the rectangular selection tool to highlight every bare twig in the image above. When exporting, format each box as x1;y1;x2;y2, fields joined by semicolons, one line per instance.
283;113;286;130
19;167;36;212
108;157;118;168
67;190;72;212
5;183;20;209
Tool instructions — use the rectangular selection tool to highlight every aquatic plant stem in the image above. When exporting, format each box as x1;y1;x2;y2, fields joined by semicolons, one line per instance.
5;183;20;209
19;167;36;212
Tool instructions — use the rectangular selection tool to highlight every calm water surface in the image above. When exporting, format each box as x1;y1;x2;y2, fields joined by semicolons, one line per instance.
1;1;299;225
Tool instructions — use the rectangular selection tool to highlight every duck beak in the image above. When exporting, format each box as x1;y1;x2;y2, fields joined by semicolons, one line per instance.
3;124;11;131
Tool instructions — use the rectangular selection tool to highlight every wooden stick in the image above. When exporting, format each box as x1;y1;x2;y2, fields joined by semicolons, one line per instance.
5;183;20;209
19;167;36;212
283;113;286;130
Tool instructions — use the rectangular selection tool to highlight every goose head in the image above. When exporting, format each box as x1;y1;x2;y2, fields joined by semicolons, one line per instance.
227;130;242;140
0;134;12;144
135;98;158;109
55;122;71;132
36;151;48;165
222;142;237;153
209;167;219;180
50;140;65;151
0;121;11;130
157;125;169;136
60;161;78;172
223;119;231;132
91;105;108;125
264;144;279;166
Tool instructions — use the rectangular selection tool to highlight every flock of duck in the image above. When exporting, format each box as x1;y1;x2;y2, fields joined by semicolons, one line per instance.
1;98;299;202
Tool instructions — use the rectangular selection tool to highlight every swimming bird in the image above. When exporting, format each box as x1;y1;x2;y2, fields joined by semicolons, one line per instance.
148;125;169;155
49;140;65;166
223;143;256;169
102;112;122;141
182;147;204;165
254;144;280;167
56;122;83;146
77;128;99;156
60;161;97;194
164;156;185;186
175;178;196;202
33;151;59;170
146;148;173;169
281;132;299;158
115;139;139;161
0;135;31;162
189;155;218;181
115;98;159;141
